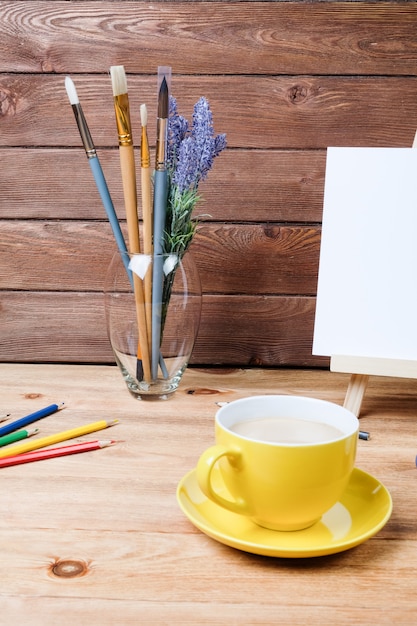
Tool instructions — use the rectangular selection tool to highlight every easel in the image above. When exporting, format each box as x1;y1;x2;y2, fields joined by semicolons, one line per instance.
331;356;417;416
329;131;417;418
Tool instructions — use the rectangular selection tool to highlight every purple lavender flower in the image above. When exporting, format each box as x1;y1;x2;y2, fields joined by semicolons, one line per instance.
168;96;227;191
165;95;226;255
172;136;199;194
167;96;189;171
191;97;216;182
213;133;227;158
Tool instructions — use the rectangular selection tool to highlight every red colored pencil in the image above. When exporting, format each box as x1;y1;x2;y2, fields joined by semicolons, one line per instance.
0;440;116;468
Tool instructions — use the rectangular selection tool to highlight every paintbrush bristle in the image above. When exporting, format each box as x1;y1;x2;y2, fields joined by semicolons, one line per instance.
110;65;128;97
158;76;169;118
140;103;148;127
65;76;79;105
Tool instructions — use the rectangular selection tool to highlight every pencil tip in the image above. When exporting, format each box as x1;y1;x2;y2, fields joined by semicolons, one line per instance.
99;439;117;448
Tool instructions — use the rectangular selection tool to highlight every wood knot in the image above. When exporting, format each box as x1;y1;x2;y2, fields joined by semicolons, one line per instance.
287;85;308;104
248;356;264;366
50;559;89;579
264;225;280;239
0;87;17;117
23;393;44;400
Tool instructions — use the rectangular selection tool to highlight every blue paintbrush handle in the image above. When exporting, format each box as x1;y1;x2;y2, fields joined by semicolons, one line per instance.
89;156;133;287
151;169;169;379
153;169;168;255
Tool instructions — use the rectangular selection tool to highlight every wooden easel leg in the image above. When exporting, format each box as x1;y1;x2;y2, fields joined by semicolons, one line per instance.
343;374;369;417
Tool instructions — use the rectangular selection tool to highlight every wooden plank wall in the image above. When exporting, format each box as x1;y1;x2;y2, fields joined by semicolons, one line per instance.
0;1;416;367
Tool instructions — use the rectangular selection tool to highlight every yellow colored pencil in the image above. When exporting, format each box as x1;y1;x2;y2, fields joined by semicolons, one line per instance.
0;419;118;459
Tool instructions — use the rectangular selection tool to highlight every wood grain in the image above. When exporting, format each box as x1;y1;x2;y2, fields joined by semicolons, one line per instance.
0;363;416;624
0;2;416;75
197;295;325;367
0;291;325;367
0;220;320;294
0;148;326;223
1;1;416;366
1;75;417;148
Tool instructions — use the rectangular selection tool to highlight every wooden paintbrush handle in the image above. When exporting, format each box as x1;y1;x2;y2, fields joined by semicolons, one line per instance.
118;145;151;381
141;166;153;353
119;145;140;253
132;272;151;383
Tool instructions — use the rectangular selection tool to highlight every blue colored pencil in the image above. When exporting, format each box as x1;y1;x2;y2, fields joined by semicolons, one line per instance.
0;403;64;438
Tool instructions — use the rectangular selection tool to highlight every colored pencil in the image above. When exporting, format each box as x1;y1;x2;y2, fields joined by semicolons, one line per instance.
0;414;10;423
0;428;39;448
65;75;132;287
110;65;151;383
0;440;116;468
0;402;64;438
0;419;118;459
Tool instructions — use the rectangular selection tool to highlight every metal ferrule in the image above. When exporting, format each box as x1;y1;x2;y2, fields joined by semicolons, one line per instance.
141;126;150;168
155;117;168;171
72;104;96;158
113;94;133;147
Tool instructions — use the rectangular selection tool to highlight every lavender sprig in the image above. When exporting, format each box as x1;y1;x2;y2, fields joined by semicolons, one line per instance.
166;96;189;174
164;95;226;256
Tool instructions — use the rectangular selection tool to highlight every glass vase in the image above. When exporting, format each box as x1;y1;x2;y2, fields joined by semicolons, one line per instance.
104;251;202;400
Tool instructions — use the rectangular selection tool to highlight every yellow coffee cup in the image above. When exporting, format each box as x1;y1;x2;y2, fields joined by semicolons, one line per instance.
197;395;359;531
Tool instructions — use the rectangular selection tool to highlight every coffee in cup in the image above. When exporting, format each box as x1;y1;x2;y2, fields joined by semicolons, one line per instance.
230;416;344;444
196;395;359;531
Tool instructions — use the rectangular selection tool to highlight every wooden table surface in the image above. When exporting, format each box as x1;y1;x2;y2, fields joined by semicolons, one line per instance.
0;363;416;625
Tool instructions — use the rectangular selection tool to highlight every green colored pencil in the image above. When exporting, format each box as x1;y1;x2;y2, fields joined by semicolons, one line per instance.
0;428;39;448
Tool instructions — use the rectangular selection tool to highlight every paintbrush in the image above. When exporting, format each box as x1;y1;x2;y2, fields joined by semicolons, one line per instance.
151;69;170;379
110;65;151;383
140;103;153;352
65;75;132;287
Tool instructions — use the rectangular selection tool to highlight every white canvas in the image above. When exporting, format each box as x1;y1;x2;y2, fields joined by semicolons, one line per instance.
313;147;417;361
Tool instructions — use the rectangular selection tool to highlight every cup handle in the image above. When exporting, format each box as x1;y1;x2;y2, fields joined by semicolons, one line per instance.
196;445;250;515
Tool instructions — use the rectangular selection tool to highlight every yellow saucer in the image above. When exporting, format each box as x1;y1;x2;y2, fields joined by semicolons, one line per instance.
176;466;392;558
